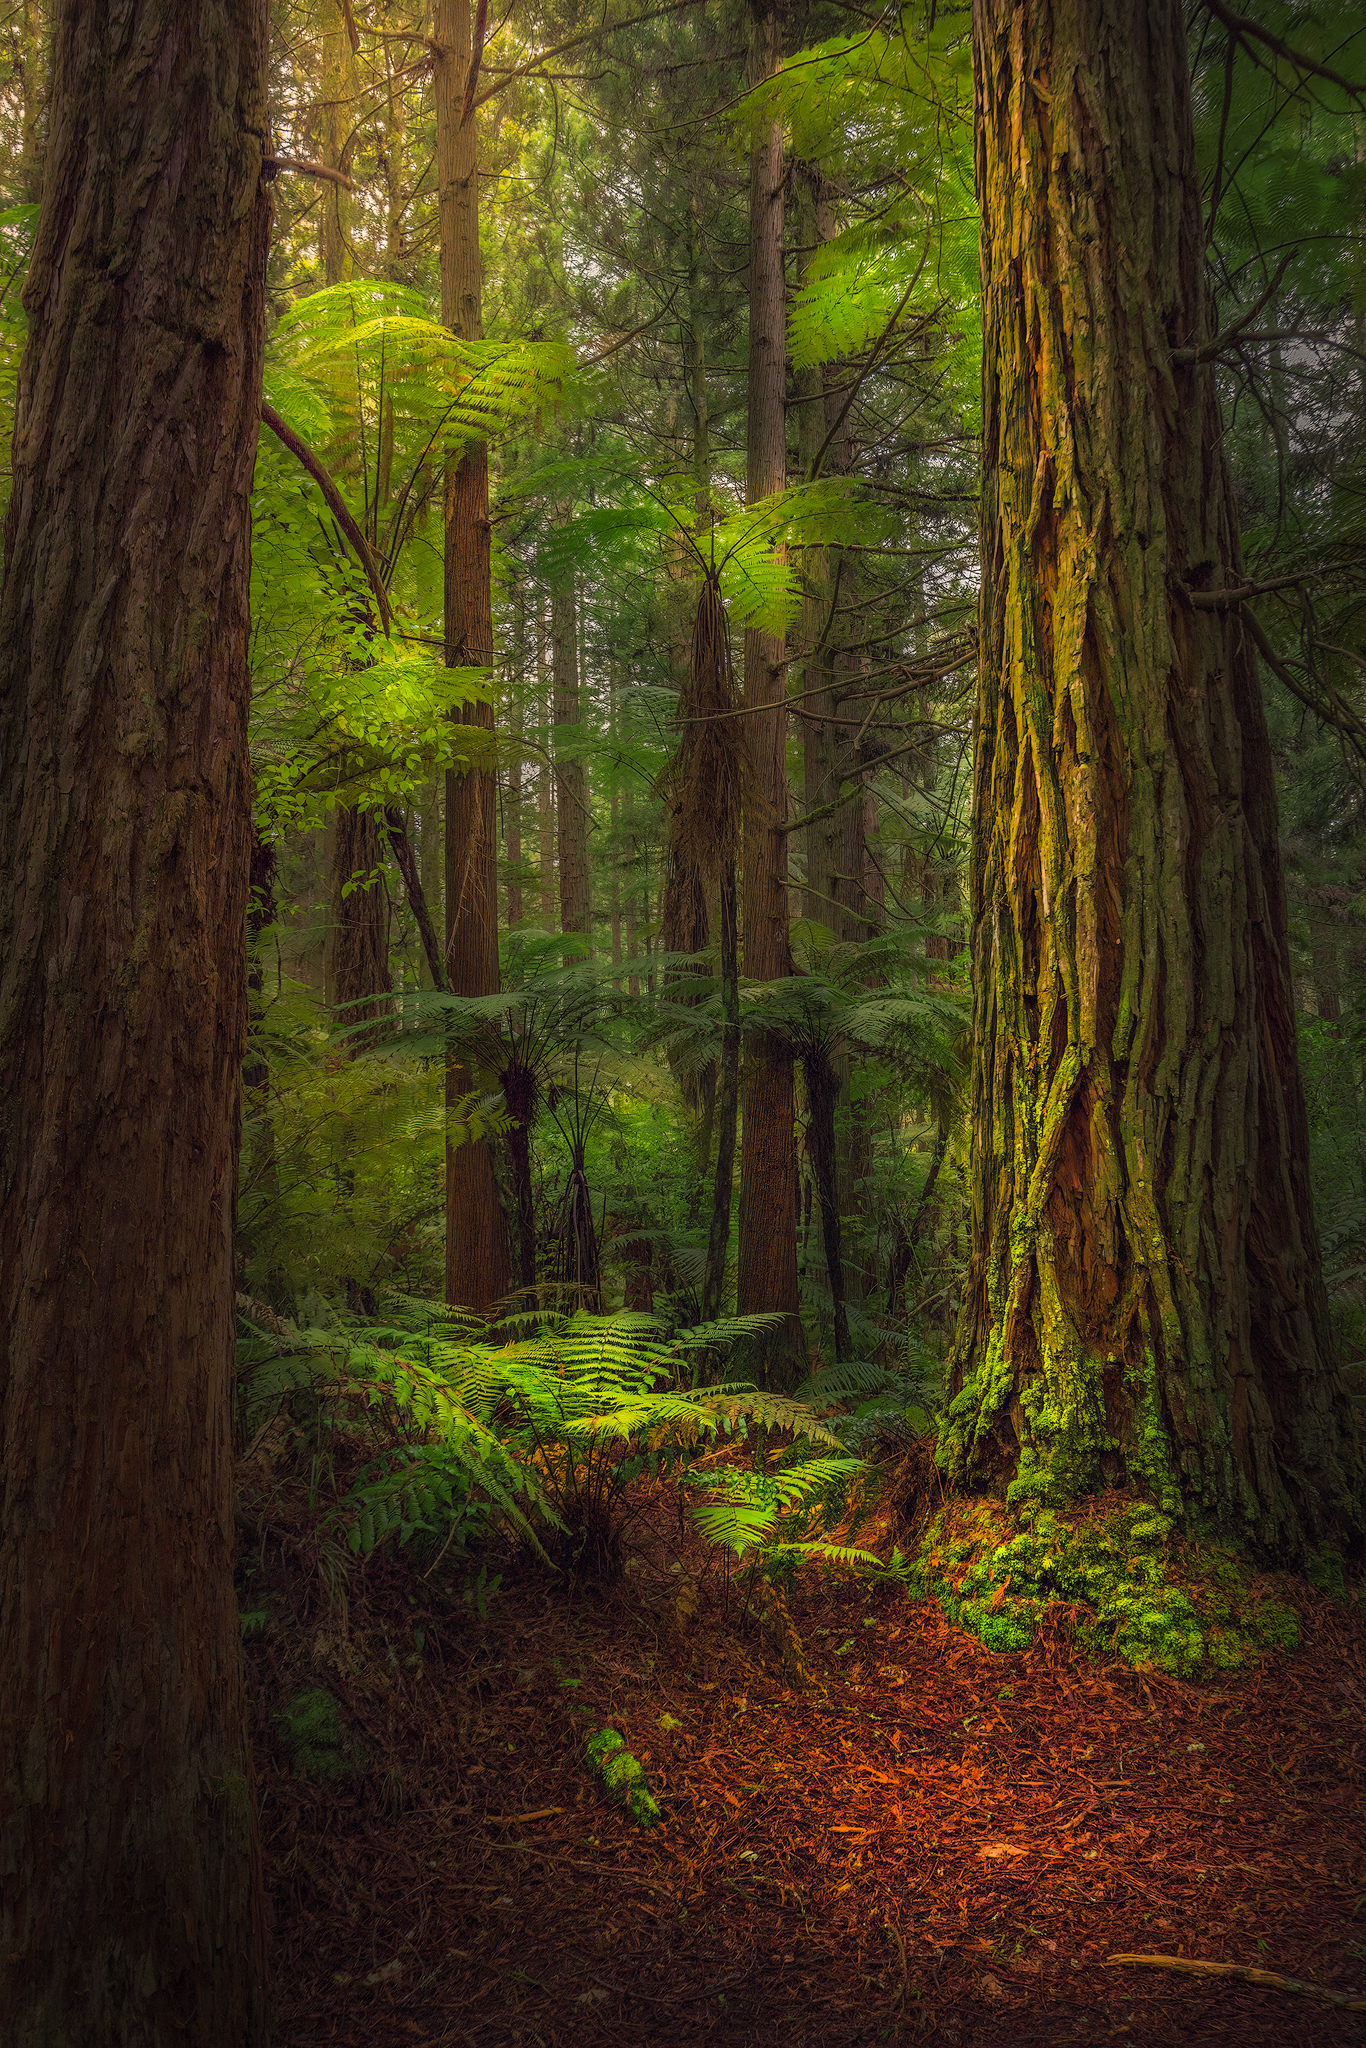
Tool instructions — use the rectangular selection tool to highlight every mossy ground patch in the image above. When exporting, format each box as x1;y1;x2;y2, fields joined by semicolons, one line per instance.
904;1492;1301;1674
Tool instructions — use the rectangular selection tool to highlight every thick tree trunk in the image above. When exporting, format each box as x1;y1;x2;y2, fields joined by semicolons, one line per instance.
553;570;591;953
436;0;511;1313
0;5;271;2041
736;0;803;1378
945;0;1363;1555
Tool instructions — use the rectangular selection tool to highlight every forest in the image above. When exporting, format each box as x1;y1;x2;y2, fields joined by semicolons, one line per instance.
0;0;1365;2042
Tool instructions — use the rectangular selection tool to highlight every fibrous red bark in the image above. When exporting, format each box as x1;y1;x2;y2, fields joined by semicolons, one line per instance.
946;0;1363;1555
0;3;272;2039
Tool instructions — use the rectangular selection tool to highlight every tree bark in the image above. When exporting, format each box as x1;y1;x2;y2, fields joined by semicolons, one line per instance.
553;568;591;954
0;4;272;2040
704;861;742;1323
436;0;511;1313
328;803;395;1048
736;0;803;1378
945;0;1363;1555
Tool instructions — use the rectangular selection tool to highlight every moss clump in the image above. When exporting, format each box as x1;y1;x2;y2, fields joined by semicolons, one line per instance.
584;1728;660;1827
915;1497;1299;1676
278;1687;368;1782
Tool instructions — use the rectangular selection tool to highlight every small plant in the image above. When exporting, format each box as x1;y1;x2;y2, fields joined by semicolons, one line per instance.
278;1689;367;1782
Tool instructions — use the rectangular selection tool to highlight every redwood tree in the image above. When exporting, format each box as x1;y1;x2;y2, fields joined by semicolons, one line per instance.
736;0;804;1375
0;3;271;2040
436;0;512;1312
944;0;1363;1554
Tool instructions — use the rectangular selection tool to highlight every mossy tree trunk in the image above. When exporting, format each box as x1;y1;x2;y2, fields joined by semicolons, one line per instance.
944;0;1363;1557
0;3;272;2037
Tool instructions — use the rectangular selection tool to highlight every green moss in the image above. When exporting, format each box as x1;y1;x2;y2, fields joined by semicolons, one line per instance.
278;1688;367;1782
584;1728;660;1827
914;1497;1300;1676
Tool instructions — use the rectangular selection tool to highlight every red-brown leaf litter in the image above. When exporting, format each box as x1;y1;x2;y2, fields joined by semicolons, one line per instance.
247;1476;1366;2047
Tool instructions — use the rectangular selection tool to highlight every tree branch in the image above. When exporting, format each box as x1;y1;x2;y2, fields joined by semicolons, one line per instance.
460;0;489;124
262;155;357;192
1171;251;1293;363
260;402;392;636
383;807;446;989
1196;0;1366;103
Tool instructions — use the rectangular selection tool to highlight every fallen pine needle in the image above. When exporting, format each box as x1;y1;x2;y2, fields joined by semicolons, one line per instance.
1106;1954;1366;2013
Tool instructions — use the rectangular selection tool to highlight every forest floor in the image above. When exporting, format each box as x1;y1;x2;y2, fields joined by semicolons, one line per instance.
244;1458;1366;2048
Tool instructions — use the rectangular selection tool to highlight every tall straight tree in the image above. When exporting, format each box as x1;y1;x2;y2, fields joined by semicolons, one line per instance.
0;3;271;2040
552;566;591;953
320;0;395;1048
436;0;512;1310
736;0;803;1372
943;0;1363;1553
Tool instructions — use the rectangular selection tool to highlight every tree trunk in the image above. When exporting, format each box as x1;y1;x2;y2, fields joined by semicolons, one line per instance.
945;0;1363;1555
553;569;591;954
507;580;525;929
0;5;271;2040
328;803;395;1049
802;1043;850;1361
319;0;356;284
436;0;511;1314
703;861;742;1323
736;0;803;1378
419;774;443;985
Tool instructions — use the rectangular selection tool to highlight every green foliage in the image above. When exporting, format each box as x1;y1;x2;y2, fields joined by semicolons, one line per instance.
278;1689;367;1783
238;977;506;1304
915;1500;1302;1674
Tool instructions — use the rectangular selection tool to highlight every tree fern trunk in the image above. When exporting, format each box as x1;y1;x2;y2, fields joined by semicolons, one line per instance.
0;4;271;2037
946;0;1364;1555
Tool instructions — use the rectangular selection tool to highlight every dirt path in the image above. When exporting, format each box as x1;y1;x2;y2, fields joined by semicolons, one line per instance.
250;1519;1366;2046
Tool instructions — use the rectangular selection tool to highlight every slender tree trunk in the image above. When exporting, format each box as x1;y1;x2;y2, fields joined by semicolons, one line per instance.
536;594;556;925
946;0;1363;1554
319;0;356;284
553;569;591;954
507;580;525;928
0;5;272;2039
15;0;45;206
704;861;742;1323
328;804;395;1048
625;788;640;998
736;0;803;1378
436;0;511;1312
803;1044;850;1361
318;2;395;1042
419;774;443;985
610;789;622;985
